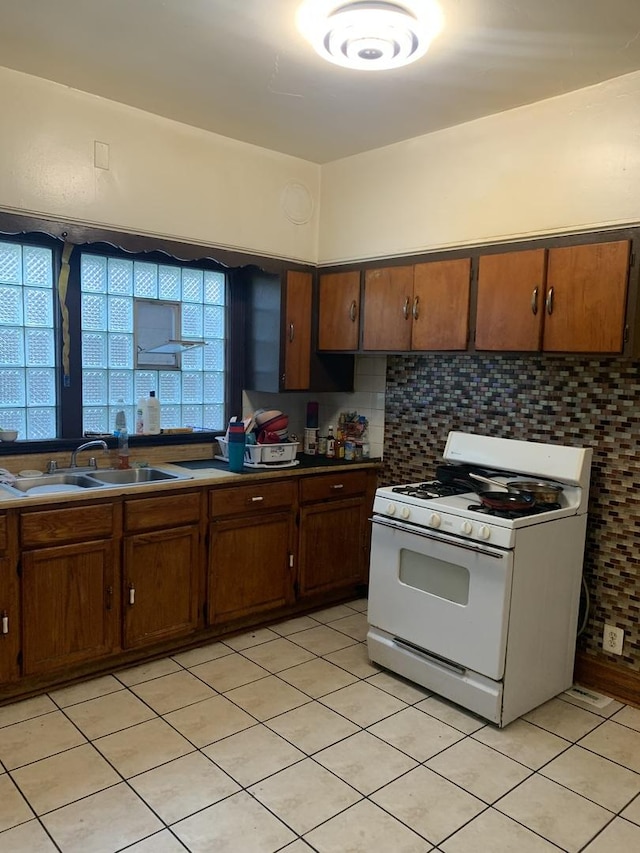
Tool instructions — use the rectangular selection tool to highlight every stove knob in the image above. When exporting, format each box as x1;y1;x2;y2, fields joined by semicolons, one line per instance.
387;503;396;516
461;520;473;535
429;513;441;528
478;525;491;540
401;507;411;520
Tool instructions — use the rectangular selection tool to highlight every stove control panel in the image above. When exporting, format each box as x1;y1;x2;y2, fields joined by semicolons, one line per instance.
372;493;517;549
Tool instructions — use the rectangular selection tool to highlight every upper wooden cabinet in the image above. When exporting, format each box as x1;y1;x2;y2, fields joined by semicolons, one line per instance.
284;270;313;389
544;241;630;353
363;265;414;350
476;240;631;353
362;260;471;351
476;249;546;351
245;268;353;392
412;259;471;351
318;270;361;351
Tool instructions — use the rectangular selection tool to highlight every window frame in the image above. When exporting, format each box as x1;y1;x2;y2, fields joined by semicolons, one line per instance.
0;211;293;452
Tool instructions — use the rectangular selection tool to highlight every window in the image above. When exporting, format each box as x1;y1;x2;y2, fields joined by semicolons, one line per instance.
80;252;227;434
0;239;57;440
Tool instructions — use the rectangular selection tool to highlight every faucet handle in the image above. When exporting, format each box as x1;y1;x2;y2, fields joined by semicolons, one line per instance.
46;460;58;474
89;456;97;469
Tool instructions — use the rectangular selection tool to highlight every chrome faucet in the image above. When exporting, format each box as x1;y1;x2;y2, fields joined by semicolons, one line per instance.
70;439;108;469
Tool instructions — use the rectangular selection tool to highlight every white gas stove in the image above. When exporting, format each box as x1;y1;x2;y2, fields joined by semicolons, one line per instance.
367;431;592;727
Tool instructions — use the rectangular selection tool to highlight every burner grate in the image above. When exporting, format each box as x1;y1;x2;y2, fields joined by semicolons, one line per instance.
467;502;561;519
392;481;471;499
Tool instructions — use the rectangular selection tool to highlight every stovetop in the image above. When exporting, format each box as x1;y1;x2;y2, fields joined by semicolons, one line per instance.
391;480;471;500
373;432;591;549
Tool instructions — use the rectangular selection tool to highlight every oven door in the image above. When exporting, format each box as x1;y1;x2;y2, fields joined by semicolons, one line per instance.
368;516;514;680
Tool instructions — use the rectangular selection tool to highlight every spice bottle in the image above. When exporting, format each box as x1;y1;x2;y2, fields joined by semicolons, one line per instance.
326;425;336;458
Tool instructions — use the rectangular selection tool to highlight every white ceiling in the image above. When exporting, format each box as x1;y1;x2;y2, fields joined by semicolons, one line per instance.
2;0;640;164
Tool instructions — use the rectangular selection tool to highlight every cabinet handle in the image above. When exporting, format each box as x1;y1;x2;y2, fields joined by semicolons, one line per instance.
1;610;8;635
105;586;113;611
402;296;410;320
128;584;136;605
331;483;345;490
531;287;539;315
289;323;295;342
349;300;357;322
546;287;554;315
250;495;264;502
412;295;419;320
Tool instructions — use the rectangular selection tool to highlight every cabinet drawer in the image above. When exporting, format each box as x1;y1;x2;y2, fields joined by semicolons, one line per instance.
210;480;296;518
300;471;368;503
125;492;201;533
21;503;114;547
0;514;7;552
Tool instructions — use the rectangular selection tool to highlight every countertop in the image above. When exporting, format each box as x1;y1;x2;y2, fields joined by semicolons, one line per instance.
0;455;381;509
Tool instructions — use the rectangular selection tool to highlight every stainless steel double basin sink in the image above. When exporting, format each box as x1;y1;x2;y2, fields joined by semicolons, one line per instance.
0;467;192;498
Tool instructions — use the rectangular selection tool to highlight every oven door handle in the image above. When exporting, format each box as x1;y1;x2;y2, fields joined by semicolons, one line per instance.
370;516;505;559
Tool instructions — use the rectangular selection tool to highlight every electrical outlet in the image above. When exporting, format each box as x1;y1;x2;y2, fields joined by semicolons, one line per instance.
603;623;624;655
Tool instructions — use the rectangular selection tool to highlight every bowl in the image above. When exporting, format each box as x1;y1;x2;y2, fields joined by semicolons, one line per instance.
259;414;289;433
0;430;18;442
254;409;283;427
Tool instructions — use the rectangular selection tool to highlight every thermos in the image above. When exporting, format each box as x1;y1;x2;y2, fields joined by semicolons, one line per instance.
227;421;246;473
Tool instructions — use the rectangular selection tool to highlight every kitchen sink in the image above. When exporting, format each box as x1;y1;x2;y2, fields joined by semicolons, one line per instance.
0;466;192;497
86;467;188;485
6;473;107;495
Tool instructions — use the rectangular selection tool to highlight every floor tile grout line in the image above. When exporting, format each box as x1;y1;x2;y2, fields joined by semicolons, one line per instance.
8;678;633;852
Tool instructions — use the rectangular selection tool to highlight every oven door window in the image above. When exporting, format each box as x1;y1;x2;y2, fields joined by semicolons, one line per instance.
399;549;469;605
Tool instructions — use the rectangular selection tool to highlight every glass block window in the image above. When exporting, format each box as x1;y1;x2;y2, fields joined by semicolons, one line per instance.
81;254;226;433
0;241;56;440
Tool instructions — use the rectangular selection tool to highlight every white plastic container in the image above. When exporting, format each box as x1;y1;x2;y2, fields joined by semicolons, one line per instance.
143;391;161;435
218;438;299;465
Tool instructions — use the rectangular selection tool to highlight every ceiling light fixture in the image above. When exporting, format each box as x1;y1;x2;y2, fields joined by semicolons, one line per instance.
296;0;444;71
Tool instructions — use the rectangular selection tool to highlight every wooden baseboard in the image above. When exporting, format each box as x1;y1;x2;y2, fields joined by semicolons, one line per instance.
574;650;640;708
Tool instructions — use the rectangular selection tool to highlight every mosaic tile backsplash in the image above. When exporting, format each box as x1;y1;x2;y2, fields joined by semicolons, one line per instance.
383;353;640;676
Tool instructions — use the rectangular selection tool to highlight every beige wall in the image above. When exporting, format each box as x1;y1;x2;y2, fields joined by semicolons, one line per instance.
3;65;640;268
0;67;320;264
319;70;640;264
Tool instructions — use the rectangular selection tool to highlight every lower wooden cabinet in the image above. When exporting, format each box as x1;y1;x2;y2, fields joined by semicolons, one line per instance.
298;470;373;598
123;525;200;649
122;492;202;649
208;481;296;624
3;466;377;697
22;539;118;676
0;513;19;683
208;512;295;624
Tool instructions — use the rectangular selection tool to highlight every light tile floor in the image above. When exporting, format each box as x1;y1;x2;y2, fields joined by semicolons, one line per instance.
0;599;639;852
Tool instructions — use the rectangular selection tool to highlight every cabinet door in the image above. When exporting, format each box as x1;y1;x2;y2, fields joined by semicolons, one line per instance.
363;266;414;350
318;271;361;350
412;259;471;350
0;514;19;683
22;540;118;676
543;240;630;353
208;512;295;624
298;497;367;597
0;558;19;683
476;249;547;351
123;525;200;649
284;270;312;389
